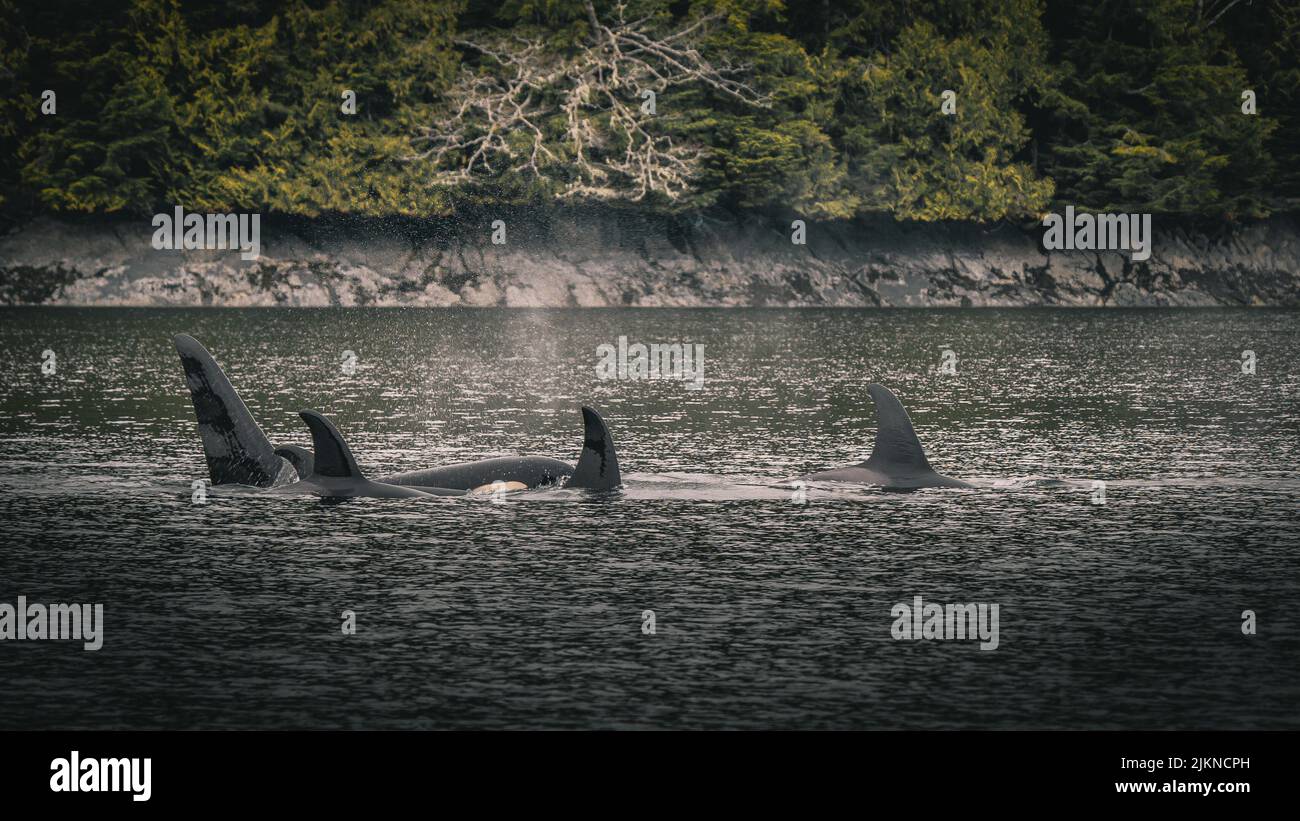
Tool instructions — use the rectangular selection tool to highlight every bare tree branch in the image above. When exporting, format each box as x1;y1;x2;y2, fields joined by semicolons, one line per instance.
409;2;770;202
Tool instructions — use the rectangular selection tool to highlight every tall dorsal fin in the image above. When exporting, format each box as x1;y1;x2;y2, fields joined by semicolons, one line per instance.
862;383;932;470
569;406;621;490
298;411;364;479
174;334;292;487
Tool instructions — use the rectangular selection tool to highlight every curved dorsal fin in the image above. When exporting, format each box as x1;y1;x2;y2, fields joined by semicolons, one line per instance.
298;411;364;479
569;406;621;490
174;334;291;487
862;384;932;471
273;444;315;480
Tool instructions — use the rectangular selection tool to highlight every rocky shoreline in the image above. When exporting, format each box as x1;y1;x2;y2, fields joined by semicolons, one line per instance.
2;210;1298;307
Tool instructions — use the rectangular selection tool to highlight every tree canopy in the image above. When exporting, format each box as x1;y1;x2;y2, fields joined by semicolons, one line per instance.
1;0;1295;221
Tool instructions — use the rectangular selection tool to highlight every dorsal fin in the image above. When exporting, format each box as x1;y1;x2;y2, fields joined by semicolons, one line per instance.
298;411;364;479
568;406;621;490
174;334;292;487
273;445;315;480
862;384;932;471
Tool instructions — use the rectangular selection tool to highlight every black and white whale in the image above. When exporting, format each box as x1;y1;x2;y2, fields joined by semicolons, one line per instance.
265;411;454;499
378;406;619;492
175;333;298;487
803;383;972;490
173;334;621;493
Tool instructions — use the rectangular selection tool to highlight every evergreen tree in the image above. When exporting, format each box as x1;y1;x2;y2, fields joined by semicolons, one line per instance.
1;0;1293;222
1040;0;1277;219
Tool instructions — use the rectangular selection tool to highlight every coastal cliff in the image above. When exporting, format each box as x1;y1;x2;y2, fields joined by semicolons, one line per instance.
2;210;1298;307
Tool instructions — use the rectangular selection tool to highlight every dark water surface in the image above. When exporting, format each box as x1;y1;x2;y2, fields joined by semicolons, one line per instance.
0;307;1297;729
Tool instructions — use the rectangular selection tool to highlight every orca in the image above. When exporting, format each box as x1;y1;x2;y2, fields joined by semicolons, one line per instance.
803;384;972;490
568;406;621;490
273;444;314;480
174;333;297;487
378;406;621;492
264;411;457;499
173;335;622;493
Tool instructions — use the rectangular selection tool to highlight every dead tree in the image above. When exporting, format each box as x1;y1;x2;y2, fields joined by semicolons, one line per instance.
410;1;770;202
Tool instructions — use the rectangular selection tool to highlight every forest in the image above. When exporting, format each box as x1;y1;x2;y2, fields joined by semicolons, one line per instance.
1;0;1296;223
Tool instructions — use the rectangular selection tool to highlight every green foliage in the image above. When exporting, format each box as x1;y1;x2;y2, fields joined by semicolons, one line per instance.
8;0;460;216
686;21;856;217
1;0;1295;221
1040;0;1280;220
835;6;1057;220
1220;0;1300;209
0;0;32;208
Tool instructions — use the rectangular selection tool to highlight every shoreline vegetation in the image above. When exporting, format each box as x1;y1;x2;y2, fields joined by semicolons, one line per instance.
2;0;1298;305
